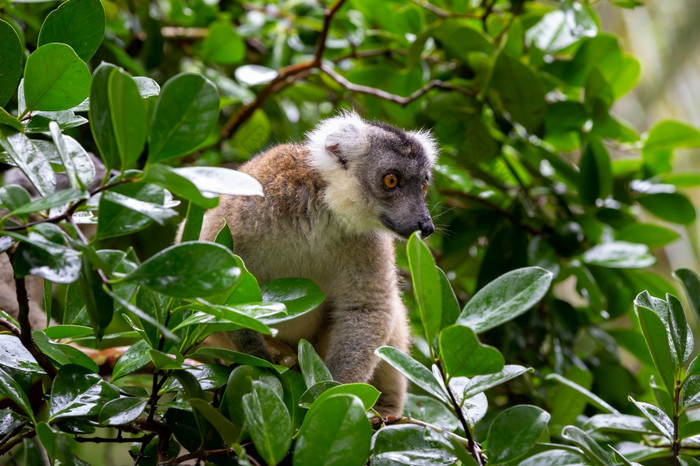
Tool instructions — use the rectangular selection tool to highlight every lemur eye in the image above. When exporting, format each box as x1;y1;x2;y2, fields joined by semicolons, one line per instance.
384;173;399;189
422;180;429;195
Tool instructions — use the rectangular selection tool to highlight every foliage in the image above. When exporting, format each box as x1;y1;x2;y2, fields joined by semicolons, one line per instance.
1;0;700;464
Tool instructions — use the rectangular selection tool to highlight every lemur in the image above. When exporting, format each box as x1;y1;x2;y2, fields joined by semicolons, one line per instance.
198;112;437;415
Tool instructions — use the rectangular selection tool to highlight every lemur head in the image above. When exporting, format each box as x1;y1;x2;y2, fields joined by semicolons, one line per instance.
307;111;437;238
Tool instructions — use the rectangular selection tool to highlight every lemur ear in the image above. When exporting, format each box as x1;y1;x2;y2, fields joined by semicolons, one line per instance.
408;129;438;165
307;111;370;171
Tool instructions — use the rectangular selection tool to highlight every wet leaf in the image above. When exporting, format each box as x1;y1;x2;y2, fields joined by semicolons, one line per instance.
0;335;45;374
439;325;504;377
370;424;457;466
49;365;119;421
98;397;147;425
487;405;550;464
376;346;446;402
407;232;442;351
37;0;105;61
0;130;56;196
242;381;292;465
0;367;35;423
298;339;332;388
0;19;22;107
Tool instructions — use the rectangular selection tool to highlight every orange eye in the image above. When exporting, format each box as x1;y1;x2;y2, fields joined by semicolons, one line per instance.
384;174;399;189
422;180;429;194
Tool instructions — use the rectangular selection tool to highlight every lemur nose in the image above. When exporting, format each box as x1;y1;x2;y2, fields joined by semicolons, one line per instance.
419;219;435;238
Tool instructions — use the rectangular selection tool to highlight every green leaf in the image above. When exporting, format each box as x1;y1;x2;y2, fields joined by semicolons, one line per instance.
0;108;22;131
173;166;264;197
520;450;588;466
304;383;380;411
189;347;287;373
49;364;119;421
0;130;56;196
224;365;283;432
638;192;696;225
0;185;31;213
148;73;219;162
101;191;177;225
181;202;204;242
490;53;546;133
487;405;550;464
22;43;90;113
667;293;693;366
142;163;218;209
96;179;167;239
643;120;700;175
0;335;45;374
674;268;700;324
9;188;85;217
683;375;700;410
242;381;292;465
375;346;447;402
89;62;119;171
37;0;105;61
616;223;680;248
0;19;23;107
33;330;97;372
121;242;240;298
293;394;372;466
78;256;113;343
628;396;673;441
107;69;147;170
579;139;612;205
370;424;457;466
583;241;656;268
546;373;620;414
462;365;532;399
260;278;325;325
111;339;151;381
407;232;442;350
12;231;82;284
439;325;504;377
458;267;553;334
298;339;333;388
561;425;613;466
32;136;96;189
634;292;678;394
189;398;240;447
584;414;656;435
0;367;35;423
98;397;147;425
526;7;597;54
404;394;461;432
199;20;245;64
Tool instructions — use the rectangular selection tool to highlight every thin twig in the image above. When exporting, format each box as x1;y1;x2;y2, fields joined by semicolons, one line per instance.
13;276;56;377
0;317;21;338
0;428;35;455
321;65;474;105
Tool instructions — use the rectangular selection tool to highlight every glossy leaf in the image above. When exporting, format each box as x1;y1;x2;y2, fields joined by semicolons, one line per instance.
643;120;700;175
49;365;119;421
579;139;612;205
32;136;96;189
490;53;546;132
0;335;45;374
0;367;35;423
173;166;264;197
111;339;151;381
293;394;372;466
667;293;693;366
458;267;553;334
224;365;283;431
13;231;81;284
142;163;218;209
148;73;219;162
199;20;245;64
546;373;619;414
242;381;292;465
259;278;325;325
298;339;333;388
376;346;446;402
583;241;656;268
628;396;673;441
439;324;504;377
107;69;147;170
616;223;680;248
9;188;85;217
101;191;177;225
98;397;147;425
121;242;240;298
23;43;90;113
0;19;22;107
407;232;442;350
89;62;119;171
304;383;380;411
33;330;98;372
584;414;656;435
487;405;550;464
684;375;700;410
462;365;532;399
520;450;589;466
189;398;240;447
674;268;700;323
634;296;677;394
370;424;457;466
561;425;613;466
37;0;105;61
0;130;56;196
97;179;166;239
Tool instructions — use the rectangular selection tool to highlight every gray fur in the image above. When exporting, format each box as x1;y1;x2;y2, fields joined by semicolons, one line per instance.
198;113;437;415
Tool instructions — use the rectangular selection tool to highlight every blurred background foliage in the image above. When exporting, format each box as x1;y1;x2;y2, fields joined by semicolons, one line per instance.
4;0;700;463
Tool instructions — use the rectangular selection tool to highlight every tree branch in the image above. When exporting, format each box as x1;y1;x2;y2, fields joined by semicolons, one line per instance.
13;276;56;377
0;316;21;338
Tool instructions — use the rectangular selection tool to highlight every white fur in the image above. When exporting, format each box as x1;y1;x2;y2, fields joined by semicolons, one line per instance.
307;111;370;173
408;129;438;164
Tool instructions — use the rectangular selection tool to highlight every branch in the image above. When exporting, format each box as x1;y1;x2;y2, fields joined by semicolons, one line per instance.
14;276;56;377
220;0;347;139
0;428;35;455
0;316;21;338
321;65;473;106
